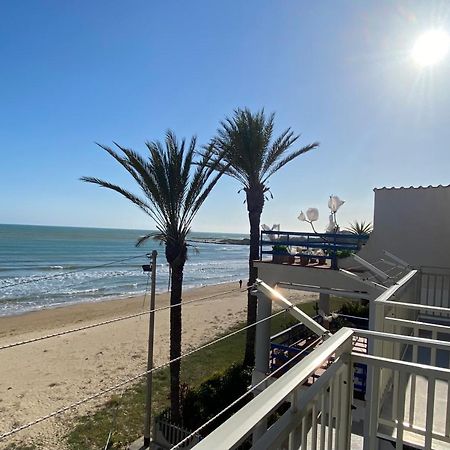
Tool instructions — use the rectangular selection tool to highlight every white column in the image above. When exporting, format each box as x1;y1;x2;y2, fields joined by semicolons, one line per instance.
254;291;272;374
252;291;272;444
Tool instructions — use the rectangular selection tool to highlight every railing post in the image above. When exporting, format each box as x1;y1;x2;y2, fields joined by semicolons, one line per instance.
337;337;354;449
260;230;263;261
331;234;338;270
288;391;301;449
364;366;380;450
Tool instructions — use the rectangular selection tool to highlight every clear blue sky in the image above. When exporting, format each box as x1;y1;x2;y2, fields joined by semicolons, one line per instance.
1;1;449;233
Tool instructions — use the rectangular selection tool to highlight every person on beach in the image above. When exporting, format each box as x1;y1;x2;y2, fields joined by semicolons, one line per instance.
239;279;242;289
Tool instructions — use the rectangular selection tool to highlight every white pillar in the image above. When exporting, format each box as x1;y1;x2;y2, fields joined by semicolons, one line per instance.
252;291;272;444
254;292;272;374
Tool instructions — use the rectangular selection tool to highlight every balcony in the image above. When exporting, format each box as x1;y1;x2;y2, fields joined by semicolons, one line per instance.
193;268;450;449
260;230;370;270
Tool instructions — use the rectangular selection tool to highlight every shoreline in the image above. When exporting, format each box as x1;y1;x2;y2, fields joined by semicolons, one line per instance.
0;282;317;449
0;278;240;321
0;281;242;341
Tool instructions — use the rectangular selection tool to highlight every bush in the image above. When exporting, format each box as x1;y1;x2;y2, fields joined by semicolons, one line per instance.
272;245;289;254
178;362;252;434
338;301;369;318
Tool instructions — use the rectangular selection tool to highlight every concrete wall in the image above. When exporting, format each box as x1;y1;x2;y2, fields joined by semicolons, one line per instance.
358;185;450;269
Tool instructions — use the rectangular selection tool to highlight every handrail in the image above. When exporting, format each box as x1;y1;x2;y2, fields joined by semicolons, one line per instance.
260;229;370;270
352;353;450;378
353;329;450;351
261;229;370;240
192;328;354;450
379;300;450;313
372;269;417;304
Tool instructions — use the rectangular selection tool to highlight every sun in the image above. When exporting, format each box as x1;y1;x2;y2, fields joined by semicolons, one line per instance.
412;29;450;66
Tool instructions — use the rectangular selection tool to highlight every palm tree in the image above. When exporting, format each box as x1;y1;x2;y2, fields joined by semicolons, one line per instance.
345;220;373;235
81;131;225;423
208;108;319;366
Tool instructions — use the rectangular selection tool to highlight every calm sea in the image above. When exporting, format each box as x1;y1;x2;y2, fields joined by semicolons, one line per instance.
0;224;248;316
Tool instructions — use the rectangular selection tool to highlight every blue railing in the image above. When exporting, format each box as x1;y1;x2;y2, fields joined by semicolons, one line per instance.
269;314;369;396
260;230;369;269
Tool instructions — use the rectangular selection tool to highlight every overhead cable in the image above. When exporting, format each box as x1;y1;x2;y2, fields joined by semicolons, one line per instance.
0;254;149;290
0;307;286;440
172;336;324;449
0;285;250;351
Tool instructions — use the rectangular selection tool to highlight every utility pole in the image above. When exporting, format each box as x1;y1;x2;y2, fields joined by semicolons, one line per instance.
144;250;157;448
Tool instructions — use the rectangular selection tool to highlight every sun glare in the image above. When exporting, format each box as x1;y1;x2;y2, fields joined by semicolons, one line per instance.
412;29;450;66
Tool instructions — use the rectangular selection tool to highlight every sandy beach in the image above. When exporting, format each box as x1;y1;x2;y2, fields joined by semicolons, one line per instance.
0;283;316;449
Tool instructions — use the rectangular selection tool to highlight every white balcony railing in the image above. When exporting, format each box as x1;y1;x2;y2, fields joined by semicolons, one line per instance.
193;268;450;450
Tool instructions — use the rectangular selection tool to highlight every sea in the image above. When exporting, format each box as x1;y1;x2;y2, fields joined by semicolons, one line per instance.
0;224;249;317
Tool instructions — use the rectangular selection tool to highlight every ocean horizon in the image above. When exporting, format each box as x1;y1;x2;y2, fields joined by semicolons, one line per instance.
0;224;249;317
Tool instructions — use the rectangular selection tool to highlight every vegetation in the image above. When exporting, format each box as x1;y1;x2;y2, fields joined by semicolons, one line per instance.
4;444;37;450
66;298;352;449
345;220;373;235
208;108;319;366
179;362;252;433
338;300;370;318
272;244;289;254
81;131;225;423
335;249;354;259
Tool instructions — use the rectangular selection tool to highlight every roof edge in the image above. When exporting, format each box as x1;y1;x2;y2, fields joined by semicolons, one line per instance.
374;184;450;192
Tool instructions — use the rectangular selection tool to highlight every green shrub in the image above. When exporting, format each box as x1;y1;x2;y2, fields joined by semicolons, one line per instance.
338;301;369;318
272;245;289;254
171;362;252;435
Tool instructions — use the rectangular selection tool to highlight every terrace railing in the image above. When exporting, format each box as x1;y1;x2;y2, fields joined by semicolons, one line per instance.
193;328;355;450
193;327;450;450
193;269;450;450
260;230;369;270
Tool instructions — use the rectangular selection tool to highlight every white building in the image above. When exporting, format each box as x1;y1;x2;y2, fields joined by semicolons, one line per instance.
193;185;450;450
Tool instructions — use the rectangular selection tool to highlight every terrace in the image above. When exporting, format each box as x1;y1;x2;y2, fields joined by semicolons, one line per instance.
194;268;450;449
260;229;370;270
190;187;450;449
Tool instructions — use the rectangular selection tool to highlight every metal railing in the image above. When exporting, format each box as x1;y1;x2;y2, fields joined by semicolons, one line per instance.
260;230;369;270
193;328;355;449
154;410;202;449
193;268;450;449
193;327;450;450
355;330;450;450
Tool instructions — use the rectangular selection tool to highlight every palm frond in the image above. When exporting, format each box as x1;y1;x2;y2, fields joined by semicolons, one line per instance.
261;142;318;184
209;108;319;195
83;130;225;259
345;220;373;235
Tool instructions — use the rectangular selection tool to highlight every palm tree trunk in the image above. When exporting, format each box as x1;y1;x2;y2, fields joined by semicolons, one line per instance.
243;187;264;367
169;261;184;424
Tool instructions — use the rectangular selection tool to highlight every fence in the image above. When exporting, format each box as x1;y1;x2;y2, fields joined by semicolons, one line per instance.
260;230;369;270
154;410;202;449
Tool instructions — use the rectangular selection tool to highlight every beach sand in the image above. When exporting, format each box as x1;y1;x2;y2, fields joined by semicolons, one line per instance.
0;283;317;449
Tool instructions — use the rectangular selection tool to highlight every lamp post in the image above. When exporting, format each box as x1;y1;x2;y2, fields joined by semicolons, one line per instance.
144;250;157;448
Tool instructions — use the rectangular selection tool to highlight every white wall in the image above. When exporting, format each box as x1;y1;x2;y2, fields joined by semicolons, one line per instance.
358;186;450;269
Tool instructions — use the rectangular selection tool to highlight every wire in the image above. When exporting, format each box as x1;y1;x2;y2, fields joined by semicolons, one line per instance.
0;254;148;290
0;307;286;441
0;285;252;351
171;336;324;449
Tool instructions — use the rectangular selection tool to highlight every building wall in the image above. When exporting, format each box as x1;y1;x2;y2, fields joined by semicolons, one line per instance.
358;185;450;269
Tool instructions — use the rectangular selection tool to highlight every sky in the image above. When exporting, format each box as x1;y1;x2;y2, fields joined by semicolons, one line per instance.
1;1;449;234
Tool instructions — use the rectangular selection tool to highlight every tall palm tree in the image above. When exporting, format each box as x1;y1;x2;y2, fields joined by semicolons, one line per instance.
81;131;225;423
208;108;319;366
